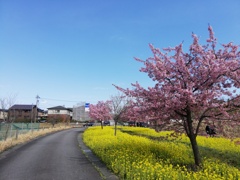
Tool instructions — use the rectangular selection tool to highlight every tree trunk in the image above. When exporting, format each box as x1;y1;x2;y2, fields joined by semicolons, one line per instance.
188;131;201;167
114;120;117;136
186;108;201;167
101;121;103;129
4;123;11;141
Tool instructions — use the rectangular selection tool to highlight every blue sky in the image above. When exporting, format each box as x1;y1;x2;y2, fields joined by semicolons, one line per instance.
1;0;240;110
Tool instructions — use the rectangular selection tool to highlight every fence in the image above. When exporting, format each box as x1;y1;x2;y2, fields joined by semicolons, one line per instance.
0;123;40;141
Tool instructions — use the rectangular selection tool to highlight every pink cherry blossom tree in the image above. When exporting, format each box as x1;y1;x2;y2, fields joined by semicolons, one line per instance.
89;95;130;134
114;26;240;167
120;101;149;126
89;101;112;129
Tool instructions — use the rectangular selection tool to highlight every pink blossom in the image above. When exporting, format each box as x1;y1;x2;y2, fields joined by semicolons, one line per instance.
113;26;240;137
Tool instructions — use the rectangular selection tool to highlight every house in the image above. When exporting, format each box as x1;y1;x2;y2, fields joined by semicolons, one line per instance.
0;109;8;122
8;104;42;123
47;106;72;123
38;110;48;120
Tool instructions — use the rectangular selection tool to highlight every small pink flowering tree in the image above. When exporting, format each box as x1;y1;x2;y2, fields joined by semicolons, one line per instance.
114;26;240;167
89;101;112;129
89;95;130;135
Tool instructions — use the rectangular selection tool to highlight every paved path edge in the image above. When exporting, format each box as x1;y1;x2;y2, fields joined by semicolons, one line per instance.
0;128;70;160
77;129;119;180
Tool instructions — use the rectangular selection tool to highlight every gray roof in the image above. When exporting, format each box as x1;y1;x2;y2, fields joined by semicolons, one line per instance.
9;105;43;112
9;104;36;110
0;109;8;112
47;106;72;111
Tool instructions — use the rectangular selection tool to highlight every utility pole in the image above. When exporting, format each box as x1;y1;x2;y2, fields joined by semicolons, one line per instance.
35;95;40;123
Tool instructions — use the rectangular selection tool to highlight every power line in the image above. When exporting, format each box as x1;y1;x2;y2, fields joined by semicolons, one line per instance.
40;97;81;103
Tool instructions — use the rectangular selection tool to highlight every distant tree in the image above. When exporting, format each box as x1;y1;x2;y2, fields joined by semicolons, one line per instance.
89;95;129;135
108;94;129;136
89;101;112;129
48;115;59;128
114;26;240;168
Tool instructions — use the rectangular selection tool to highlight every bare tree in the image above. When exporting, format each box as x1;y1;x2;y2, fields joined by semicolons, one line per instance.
109;93;130;136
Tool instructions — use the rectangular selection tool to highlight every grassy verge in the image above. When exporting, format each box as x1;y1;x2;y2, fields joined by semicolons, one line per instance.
0;126;71;153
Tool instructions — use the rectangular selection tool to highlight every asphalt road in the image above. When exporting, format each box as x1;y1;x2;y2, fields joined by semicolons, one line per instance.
0;128;106;180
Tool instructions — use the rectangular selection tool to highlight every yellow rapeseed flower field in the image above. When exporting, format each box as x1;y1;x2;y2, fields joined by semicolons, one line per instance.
83;126;240;180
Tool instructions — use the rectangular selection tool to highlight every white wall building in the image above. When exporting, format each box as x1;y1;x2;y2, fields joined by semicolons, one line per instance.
47;106;72;122
72;103;90;121
0;109;8;121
